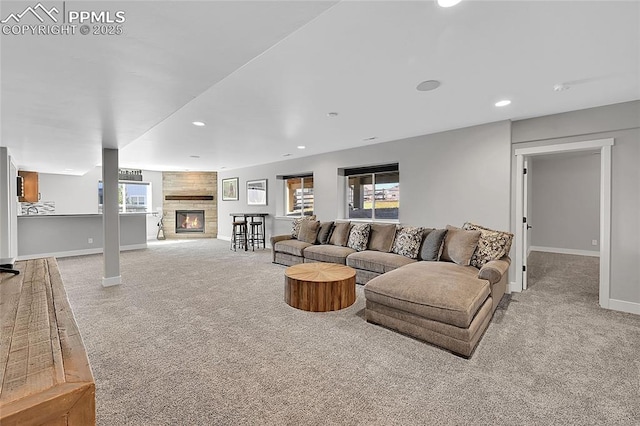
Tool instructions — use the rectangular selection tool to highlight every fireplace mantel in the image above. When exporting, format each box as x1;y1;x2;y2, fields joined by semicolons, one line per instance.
165;195;214;201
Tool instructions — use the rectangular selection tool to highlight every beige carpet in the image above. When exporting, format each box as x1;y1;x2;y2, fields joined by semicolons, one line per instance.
56;240;640;425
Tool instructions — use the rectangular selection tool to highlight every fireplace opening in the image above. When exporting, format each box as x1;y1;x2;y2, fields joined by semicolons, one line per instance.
175;210;205;233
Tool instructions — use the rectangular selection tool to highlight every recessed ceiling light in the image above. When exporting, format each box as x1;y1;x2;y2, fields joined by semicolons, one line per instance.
553;83;570;92
437;0;462;7
327;112;339;118
283;153;292;157
495;100;511;107
192;121;206;127
297;145;306;150
363;137;377;141
189;155;200;159
416;80;441;91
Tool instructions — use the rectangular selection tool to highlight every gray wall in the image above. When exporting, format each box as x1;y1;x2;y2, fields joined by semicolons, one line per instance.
17;213;146;259
530;153;600;253
512;100;640;304
218;121;512;244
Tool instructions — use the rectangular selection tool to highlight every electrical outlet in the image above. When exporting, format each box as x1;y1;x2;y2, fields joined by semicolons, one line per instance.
88;238;93;244
591;239;598;246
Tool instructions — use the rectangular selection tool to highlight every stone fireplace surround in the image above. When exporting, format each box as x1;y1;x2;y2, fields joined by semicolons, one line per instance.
162;172;217;239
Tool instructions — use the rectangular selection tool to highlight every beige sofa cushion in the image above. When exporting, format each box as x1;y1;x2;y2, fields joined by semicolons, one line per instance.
304;244;356;264
441;225;481;266
329;221;351;246
347;251;416;274
274;239;313;257
364;261;490;328
298;220;320;244
368;223;397;252
291;215;316;238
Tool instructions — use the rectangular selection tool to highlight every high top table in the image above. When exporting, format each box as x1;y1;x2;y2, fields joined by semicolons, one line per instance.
229;213;268;251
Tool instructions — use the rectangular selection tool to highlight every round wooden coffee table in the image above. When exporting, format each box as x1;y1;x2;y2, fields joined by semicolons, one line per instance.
284;263;356;312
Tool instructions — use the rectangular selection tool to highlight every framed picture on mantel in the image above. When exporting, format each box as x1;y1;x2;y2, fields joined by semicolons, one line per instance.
247;179;267;206
222;177;239;201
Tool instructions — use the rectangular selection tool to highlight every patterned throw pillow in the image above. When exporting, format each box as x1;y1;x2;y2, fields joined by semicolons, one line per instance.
291;215;317;239
392;226;425;259
462;222;514;268
347;223;371;251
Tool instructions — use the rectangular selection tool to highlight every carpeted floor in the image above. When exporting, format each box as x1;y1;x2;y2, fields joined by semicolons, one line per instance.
56;240;640;425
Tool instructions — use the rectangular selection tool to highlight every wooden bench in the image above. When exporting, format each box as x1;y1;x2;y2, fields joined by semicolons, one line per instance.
1;258;95;425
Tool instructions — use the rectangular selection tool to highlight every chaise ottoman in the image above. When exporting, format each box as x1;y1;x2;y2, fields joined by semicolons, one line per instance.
364;261;496;358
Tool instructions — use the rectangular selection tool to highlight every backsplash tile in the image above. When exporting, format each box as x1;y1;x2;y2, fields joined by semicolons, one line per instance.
20;201;55;215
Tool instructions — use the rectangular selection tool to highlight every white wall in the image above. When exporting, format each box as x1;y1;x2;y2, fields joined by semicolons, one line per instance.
512;100;640;306
530;153;600;253
36;167;163;239
218;121;512;244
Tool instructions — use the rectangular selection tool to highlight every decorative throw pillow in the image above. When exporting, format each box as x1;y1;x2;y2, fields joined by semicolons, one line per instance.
291;215;316;239
441;225;481;266
298;220;320;244
329;221;351;246
316;221;334;244
367;223;397;252
347;223;371;251
420;228;448;261
392;226;425;259
463;222;514;268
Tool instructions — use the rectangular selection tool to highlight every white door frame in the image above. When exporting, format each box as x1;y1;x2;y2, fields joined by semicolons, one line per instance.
514;138;614;309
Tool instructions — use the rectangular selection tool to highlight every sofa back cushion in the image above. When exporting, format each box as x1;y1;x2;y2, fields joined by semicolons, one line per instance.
392;226;425;259
291;215;317;238
347;223;371;251
298;220;320;244
329;221;351;246
462;222;514;268
420;228;447;261
316;221;334;244
368;223;397;252
441;225;481;266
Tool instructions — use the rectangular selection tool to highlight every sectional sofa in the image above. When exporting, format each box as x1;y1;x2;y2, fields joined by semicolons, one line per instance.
271;218;512;357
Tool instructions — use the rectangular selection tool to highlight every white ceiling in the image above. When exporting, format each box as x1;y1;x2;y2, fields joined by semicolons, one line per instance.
1;0;639;175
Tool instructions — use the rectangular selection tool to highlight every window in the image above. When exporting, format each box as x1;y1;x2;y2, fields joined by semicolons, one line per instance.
282;174;314;216
345;164;399;220
98;181;152;213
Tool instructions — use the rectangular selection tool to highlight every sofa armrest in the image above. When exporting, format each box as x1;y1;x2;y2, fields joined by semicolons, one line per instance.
478;256;511;285
270;234;294;262
271;234;294;246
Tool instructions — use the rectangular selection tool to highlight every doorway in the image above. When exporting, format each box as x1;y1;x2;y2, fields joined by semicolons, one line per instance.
514;138;613;309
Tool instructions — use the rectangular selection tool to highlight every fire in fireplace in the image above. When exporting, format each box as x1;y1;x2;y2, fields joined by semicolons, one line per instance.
175;210;205;233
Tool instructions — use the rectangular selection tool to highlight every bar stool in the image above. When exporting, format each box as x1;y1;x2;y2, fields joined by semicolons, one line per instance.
248;220;264;251
231;220;247;251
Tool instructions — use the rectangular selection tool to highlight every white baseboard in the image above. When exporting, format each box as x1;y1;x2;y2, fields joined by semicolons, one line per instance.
102;275;121;287
607;299;640;315
16;243;147;261
217;235;231;242
509;281;521;293
529;246;600;257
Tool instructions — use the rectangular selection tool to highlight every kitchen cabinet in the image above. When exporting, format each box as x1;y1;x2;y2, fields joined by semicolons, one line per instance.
18;171;39;202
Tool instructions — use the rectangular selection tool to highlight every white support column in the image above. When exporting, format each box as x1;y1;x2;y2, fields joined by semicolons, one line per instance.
102;148;121;287
0;147;18;265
